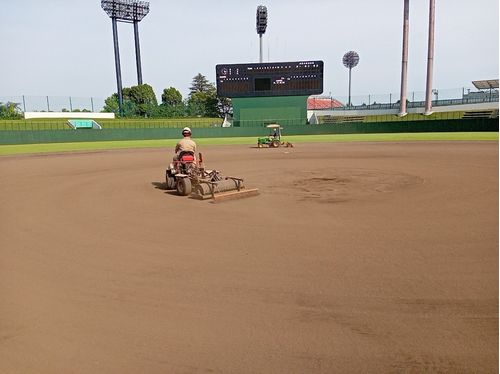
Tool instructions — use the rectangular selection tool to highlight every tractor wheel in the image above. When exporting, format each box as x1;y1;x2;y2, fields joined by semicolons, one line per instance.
165;170;176;190
271;139;281;148
257;143;262;148
176;177;192;196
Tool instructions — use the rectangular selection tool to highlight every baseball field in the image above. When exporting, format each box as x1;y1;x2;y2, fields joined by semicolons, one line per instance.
0;135;498;373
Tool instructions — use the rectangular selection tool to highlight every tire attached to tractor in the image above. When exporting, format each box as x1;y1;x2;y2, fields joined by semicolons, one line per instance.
165;170;176;190
271;139;281;148
176;177;192;196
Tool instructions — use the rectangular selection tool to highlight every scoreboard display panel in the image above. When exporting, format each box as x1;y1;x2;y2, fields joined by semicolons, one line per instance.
216;60;323;98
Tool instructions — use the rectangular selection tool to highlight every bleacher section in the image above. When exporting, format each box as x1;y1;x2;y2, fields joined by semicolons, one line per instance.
318;115;366;124
462;109;498;119
313;110;500;124
309;102;498;124
309;79;499;124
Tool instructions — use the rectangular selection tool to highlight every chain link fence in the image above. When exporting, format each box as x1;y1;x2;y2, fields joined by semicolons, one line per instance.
314;86;499;110
0;96;107;113
1;86;497;117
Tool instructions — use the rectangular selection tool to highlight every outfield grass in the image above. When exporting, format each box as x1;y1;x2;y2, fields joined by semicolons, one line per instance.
0;132;497;156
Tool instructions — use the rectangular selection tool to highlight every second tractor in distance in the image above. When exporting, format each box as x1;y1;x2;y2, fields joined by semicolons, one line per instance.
257;124;294;148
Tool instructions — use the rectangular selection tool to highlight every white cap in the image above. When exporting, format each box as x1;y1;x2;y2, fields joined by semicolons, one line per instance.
182;127;191;133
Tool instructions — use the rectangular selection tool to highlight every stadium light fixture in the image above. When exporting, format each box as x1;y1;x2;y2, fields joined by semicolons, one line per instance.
101;0;150;22
342;51;360;107
256;5;268;63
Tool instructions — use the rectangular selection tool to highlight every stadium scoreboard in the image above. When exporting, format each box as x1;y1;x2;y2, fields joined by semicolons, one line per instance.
216;60;323;98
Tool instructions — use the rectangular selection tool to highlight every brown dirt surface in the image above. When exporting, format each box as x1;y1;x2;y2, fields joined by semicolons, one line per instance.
0;141;498;373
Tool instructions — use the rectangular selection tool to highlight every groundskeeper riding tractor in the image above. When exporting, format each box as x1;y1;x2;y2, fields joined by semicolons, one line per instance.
257;124;294;148
165;152;259;202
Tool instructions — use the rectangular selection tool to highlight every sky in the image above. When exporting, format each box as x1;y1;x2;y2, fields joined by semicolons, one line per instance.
1;0;498;103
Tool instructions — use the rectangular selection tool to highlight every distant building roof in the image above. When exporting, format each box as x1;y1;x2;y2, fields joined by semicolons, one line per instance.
307;97;343;110
472;79;499;90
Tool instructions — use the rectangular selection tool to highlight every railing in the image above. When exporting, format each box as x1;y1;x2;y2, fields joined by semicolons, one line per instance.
2;87;498;115
324;96;499;111
312;86;499;111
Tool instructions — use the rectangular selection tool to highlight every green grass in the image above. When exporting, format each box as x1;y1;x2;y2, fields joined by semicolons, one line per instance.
0;132;497;156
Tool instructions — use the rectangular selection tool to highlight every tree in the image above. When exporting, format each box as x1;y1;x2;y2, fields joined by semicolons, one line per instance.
128;84;158;117
154;87;186;117
216;96;232;118
161;87;183;107
202;86;219;117
187;74;222;117
122;87;132;100
103;84;158;117
102;93;138;117
0;102;22;119
102;93;120;114
187;92;208;117
189;73;212;96
187;88;220;117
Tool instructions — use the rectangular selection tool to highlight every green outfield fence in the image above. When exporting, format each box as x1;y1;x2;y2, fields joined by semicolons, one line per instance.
0;118;222;131
0;118;497;145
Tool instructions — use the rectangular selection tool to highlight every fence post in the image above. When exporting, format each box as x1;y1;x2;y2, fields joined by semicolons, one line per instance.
91;97;94;112
22;95;26;113
46;96;50;112
69;97;73;112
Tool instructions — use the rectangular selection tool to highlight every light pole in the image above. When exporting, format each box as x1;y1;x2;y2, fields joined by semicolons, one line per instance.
399;0;410;116
424;0;436;115
343;51;360;107
101;0;150;116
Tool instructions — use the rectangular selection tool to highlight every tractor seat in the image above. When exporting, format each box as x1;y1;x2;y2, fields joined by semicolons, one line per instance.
179;152;195;163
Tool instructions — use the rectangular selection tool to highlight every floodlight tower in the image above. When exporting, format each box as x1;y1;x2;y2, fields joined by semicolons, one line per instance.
424;0;436;115
343;51;360;107
256;5;268;63
101;0;150;115
399;0;410;116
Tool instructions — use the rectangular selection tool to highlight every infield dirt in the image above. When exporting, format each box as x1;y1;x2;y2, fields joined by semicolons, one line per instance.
0;141;498;373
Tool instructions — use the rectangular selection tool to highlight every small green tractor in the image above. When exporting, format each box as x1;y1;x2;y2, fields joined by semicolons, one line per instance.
257;124;294;148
